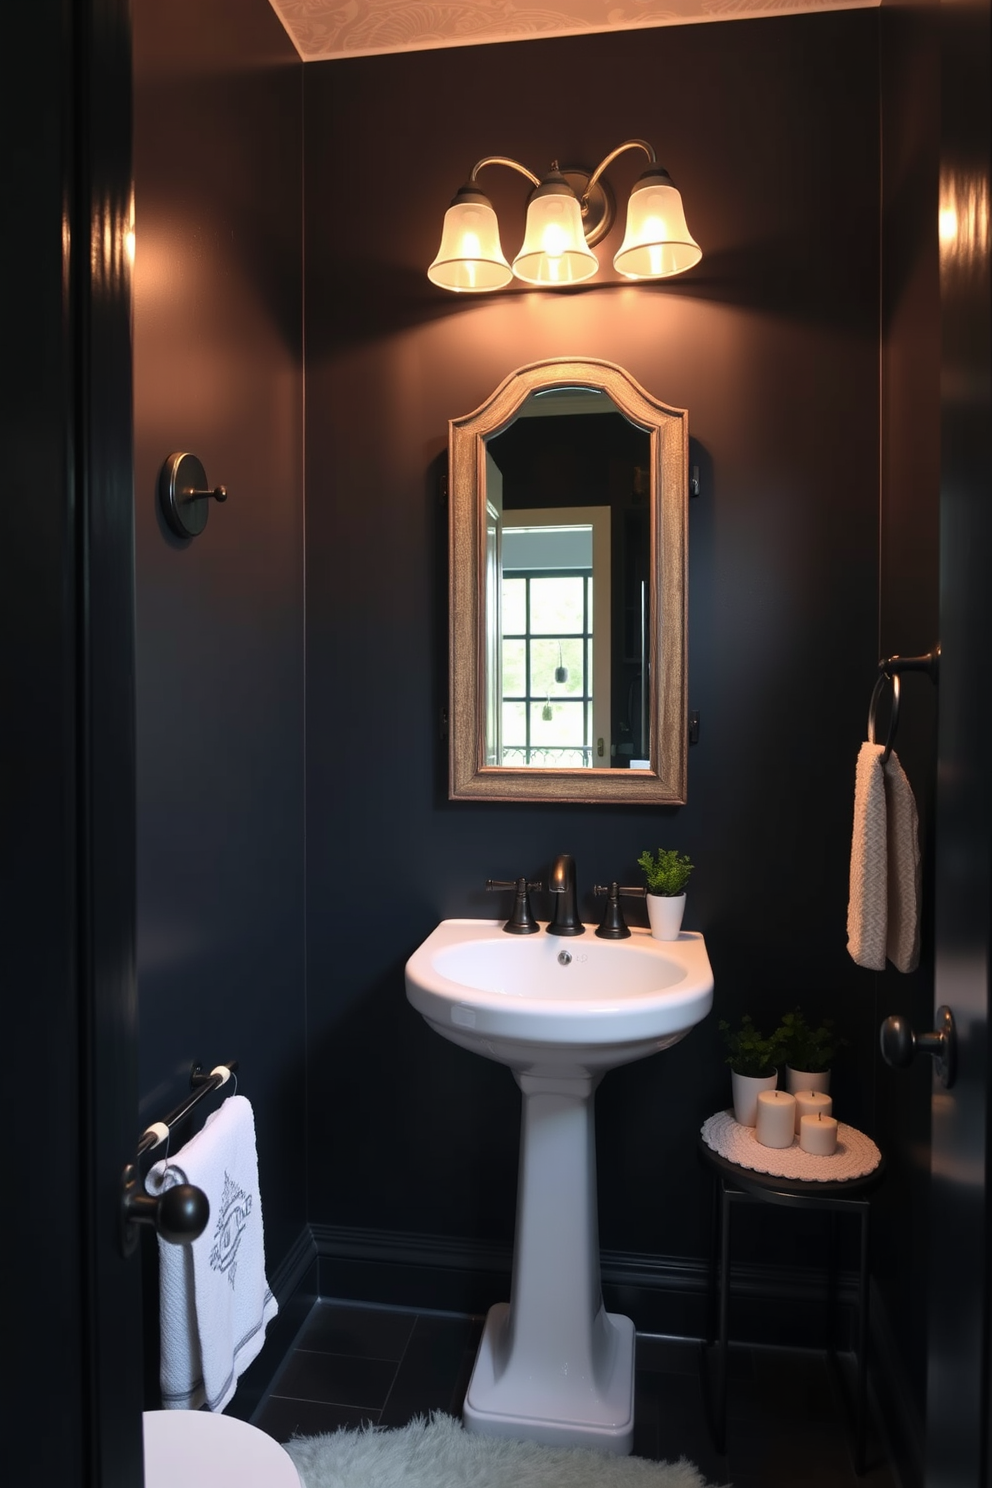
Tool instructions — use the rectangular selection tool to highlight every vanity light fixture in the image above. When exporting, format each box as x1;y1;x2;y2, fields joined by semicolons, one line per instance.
427;138;701;293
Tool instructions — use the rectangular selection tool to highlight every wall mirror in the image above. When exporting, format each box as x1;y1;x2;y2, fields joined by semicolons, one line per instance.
449;357;688;803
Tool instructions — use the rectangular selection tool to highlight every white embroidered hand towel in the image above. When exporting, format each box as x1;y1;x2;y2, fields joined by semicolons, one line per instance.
884;749;921;973
146;1094;278;1412
847;741;887;970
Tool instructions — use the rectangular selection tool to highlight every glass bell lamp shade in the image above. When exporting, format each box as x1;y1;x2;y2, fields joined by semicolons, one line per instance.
512;174;599;286
613;169;702;280
428;187;512;292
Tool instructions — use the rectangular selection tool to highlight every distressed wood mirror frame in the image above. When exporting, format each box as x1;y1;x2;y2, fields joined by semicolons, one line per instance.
449;357;688;804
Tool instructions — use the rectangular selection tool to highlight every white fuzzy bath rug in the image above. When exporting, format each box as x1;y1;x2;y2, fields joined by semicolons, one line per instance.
285;1411;722;1487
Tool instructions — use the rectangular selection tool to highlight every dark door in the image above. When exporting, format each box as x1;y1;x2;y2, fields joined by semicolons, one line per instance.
2;1;142;1484
927;0;991;1482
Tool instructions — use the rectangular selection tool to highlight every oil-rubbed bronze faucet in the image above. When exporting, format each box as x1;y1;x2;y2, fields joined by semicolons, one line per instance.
547;853;585;937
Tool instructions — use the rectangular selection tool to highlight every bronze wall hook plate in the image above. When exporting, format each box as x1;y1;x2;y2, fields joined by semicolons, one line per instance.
159;451;228;538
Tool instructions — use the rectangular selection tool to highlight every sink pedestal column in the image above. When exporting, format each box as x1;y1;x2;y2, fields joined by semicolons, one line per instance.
462;1069;635;1454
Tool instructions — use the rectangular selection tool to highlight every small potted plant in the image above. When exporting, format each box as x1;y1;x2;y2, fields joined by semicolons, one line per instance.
773;1007;845;1094
719;1014;784;1126
636;847;694;940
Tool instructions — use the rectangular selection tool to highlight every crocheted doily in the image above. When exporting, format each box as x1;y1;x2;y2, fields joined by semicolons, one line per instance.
701;1109;881;1183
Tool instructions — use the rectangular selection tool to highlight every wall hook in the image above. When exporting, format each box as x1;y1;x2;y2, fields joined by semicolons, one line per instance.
159;451;228;539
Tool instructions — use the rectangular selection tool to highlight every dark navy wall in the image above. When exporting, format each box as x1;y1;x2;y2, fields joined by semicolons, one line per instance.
874;1;942;1467
132;0;306;1274
303;12;889;1269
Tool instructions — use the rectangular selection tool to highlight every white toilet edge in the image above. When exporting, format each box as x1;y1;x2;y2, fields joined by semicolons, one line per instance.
142;1409;301;1487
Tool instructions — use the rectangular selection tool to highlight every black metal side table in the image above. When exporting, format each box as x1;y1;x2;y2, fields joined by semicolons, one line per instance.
697;1135;885;1475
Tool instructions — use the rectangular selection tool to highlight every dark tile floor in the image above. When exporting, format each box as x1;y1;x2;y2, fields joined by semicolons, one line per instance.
253;1300;899;1487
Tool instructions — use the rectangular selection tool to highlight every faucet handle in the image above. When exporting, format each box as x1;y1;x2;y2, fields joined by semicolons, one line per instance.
592;883;647;939
486;877;543;935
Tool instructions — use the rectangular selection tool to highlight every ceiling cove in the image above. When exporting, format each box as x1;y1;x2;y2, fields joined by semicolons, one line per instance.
267;0;877;62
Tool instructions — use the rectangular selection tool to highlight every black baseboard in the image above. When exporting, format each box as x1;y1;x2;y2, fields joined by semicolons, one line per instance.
226;1224;319;1423
218;1222;871;1425
220;1223;912;1455
311;1223;860;1350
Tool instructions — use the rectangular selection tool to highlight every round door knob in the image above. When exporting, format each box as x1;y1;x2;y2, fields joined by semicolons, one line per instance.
879;1006;956;1088
879;1014;915;1067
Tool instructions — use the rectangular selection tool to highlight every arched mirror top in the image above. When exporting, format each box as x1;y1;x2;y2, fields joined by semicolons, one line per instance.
448;358;688;804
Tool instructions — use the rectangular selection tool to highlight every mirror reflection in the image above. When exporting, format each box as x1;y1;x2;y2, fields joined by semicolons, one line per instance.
484;389;651;769
448;358;687;805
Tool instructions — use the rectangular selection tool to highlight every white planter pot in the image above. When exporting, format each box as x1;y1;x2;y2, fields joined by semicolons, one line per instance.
731;1069;778;1127
645;893;685;941
785;1066;831;1095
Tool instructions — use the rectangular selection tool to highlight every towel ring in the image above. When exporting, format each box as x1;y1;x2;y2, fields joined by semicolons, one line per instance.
866;647;939;767
868;671;900;766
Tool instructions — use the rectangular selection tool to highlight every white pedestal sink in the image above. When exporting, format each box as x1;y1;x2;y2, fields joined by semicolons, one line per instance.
405;919;713;1455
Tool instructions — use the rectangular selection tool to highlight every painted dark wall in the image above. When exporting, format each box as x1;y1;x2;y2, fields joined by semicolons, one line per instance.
874;2;942;1472
303;12;886;1272
131;0;307;1332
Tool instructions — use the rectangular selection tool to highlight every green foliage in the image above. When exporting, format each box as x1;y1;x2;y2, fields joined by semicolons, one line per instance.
772;1007;845;1073
722;1017;785;1077
718;1015;783;1078
637;847;694;897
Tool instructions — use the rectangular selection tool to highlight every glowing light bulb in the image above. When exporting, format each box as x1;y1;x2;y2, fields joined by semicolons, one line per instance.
542;223;567;259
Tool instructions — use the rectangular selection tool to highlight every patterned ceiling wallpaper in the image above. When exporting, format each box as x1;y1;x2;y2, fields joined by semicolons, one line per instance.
267;0;875;61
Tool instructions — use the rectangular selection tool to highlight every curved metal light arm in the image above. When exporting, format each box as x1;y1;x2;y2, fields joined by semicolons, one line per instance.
470;156;541;188
586;139;657;197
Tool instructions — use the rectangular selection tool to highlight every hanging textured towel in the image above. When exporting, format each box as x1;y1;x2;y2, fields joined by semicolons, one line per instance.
146;1093;278;1412
847;741;888;970
883;750;921;973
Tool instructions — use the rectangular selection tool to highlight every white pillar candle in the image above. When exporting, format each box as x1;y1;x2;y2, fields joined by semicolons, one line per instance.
799;1113;839;1155
793;1089;833;1134
754;1090;797;1149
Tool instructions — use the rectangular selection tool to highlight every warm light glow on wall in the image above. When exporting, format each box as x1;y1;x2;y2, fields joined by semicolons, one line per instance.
939;167;990;276
125;186;136;267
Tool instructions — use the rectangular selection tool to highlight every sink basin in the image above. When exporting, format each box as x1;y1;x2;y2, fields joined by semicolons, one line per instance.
405;917;713;1075
405;917;713;1456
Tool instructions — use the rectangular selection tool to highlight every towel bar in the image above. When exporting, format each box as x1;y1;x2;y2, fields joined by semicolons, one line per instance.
137;1060;238;1159
119;1059;238;1258
867;647;939;764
